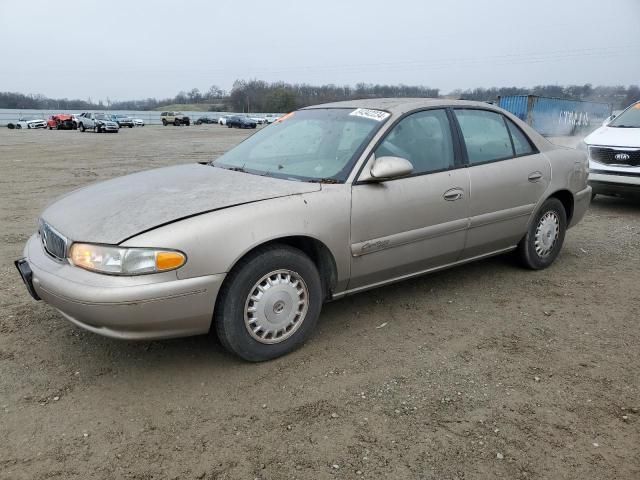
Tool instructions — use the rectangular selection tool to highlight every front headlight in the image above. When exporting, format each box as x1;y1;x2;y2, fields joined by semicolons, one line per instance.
69;243;186;275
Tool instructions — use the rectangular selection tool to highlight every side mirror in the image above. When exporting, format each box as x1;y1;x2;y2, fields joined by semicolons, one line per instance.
368;156;414;181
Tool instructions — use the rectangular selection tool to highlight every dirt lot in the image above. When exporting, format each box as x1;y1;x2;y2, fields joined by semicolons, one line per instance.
1;126;638;480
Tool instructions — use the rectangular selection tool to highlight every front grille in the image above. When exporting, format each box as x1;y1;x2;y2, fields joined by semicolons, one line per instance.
40;221;68;260
590;147;640;167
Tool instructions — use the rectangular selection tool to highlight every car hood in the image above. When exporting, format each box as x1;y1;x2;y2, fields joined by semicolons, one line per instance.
584;126;640;148
41;164;320;244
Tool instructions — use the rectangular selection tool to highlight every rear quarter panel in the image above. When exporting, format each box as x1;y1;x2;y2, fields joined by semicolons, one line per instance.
541;146;589;227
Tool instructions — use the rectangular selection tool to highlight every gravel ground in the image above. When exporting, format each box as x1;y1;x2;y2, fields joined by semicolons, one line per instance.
0;126;638;480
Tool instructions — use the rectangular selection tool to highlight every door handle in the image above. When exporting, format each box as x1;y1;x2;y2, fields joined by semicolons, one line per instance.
528;171;543;182
443;188;464;201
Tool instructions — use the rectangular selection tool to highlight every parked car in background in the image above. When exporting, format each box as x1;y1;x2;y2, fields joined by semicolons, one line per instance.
7;118;47;129
132;118;145;127
584;100;640;199
218;115;231;126
76;112;120;133
110;114;134;128
160;111;190;126
47;114;76;130
195;116;218;125
250;116;267;125
15;99;590;362
227;115;257;129
265;114;283;124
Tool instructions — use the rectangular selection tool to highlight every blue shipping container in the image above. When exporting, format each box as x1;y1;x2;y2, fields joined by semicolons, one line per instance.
497;95;611;136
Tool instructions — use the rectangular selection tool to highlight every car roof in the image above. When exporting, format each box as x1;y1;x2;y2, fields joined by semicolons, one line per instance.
303;97;553;151
303;97;502;115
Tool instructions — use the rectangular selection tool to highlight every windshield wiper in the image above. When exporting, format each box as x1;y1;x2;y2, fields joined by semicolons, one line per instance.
307;178;341;184
211;164;248;172
611;124;637;128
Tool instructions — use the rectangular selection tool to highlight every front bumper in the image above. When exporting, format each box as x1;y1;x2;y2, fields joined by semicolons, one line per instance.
589;170;640;197
18;234;225;340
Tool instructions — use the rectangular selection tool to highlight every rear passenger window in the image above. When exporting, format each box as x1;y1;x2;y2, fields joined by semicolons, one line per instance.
375;109;454;174
505;118;534;156
454;109;513;164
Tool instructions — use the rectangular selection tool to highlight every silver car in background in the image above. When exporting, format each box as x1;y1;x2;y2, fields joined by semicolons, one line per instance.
16;99;591;361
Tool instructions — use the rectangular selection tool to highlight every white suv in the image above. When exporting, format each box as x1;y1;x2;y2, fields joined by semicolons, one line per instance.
584;101;640;199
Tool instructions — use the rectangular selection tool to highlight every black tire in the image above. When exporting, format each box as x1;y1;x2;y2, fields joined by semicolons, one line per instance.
517;198;567;270
79;123;85;132
214;244;323;362
162;119;168;126
174;119;180;126
129;125;133;128
96;124;102;133
15;124;22;129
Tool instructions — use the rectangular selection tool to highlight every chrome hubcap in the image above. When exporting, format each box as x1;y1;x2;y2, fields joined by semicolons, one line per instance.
534;211;559;257
244;269;309;344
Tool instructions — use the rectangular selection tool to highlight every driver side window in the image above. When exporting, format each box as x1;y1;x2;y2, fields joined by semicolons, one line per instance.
375;109;454;175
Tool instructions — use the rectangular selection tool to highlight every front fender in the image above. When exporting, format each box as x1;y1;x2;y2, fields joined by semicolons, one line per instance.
121;186;352;291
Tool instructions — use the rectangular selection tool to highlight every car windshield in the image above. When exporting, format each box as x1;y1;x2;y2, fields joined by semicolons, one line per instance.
212;108;388;182
95;114;108;120
609;103;640;128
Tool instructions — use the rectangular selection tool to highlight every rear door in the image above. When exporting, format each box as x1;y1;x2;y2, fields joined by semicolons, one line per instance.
452;108;551;258
349;108;470;290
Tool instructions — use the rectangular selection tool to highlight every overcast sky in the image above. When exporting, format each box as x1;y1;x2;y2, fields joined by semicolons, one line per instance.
1;0;639;101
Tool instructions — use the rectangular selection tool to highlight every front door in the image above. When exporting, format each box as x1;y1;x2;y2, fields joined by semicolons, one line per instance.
349;109;470;290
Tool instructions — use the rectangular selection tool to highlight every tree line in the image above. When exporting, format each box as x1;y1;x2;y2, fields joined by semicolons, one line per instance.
1;81;638;112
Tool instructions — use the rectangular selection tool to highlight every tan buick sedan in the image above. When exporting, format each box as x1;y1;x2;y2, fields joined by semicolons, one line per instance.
16;99;591;361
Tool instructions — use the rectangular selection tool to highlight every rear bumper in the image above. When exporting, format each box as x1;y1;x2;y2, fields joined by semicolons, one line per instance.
569;185;592;228
20;234;224;340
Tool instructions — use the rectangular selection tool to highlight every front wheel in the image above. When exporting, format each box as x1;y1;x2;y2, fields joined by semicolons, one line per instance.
214;244;323;362
79;123;85;132
517;198;567;270
162;119;168;126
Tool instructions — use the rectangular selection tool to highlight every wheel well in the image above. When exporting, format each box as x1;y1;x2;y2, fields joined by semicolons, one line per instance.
234;236;338;300
549;190;574;224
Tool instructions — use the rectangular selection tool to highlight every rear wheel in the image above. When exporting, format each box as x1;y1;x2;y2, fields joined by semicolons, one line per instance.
517;198;567;270
214;244;323;362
